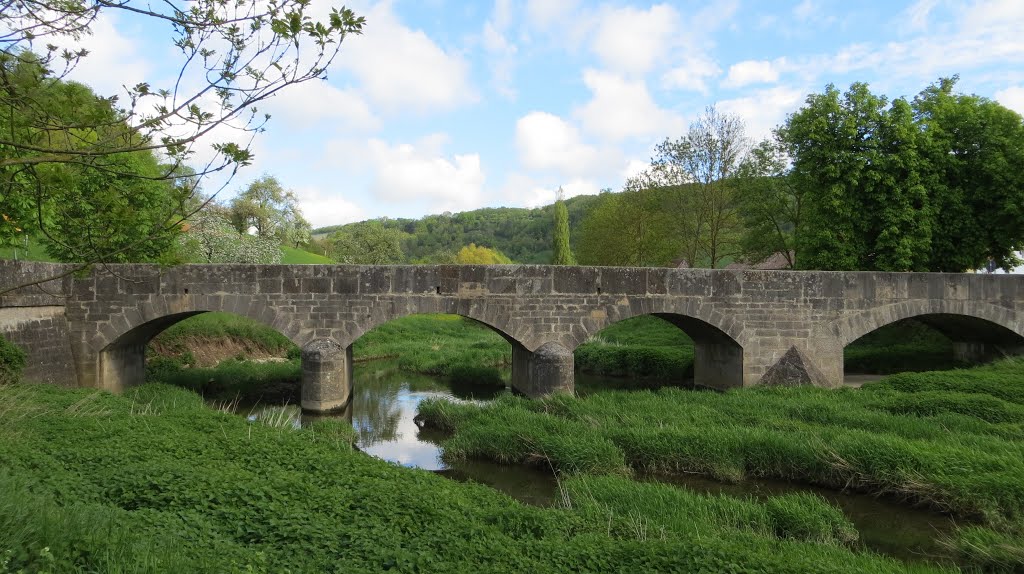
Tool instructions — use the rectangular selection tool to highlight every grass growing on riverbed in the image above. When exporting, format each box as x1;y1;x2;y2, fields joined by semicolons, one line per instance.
419;359;1024;570
0;383;943;573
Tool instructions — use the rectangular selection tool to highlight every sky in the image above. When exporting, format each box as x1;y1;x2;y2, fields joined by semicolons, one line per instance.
61;0;1024;229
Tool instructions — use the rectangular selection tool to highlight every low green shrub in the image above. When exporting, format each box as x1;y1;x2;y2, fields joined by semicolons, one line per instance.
0;335;26;385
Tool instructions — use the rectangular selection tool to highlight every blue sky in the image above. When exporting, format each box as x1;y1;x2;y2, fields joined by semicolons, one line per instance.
68;0;1024;228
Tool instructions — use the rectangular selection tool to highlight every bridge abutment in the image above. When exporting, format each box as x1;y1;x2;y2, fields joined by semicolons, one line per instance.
300;339;352;413
511;342;574;397
693;340;745;390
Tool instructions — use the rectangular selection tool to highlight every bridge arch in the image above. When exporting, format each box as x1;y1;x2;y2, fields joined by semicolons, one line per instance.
95;294;303;393
824;299;1024;348
574;302;745;391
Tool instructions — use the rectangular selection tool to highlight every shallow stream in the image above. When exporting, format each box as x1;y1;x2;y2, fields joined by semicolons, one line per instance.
240;361;956;565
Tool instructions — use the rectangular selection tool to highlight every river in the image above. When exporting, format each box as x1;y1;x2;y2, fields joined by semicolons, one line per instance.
242;360;955;565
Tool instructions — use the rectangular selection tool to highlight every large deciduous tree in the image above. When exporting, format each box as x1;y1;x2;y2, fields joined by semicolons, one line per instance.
455;243;512;264
0;0;363;271
177;206;282;264
734;139;803;269
779;78;1024;271
576;183;677;267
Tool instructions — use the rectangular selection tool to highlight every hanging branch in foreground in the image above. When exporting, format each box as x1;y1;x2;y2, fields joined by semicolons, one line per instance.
0;0;364;288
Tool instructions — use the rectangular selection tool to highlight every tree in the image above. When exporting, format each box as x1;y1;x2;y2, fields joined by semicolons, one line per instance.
734;139;804;269
0;0;363;273
652;106;749;268
913;77;1024;272
779;78;1023;272
330;220;406;264
551;187;576;265
228;175;310;245
455;243;512;264
177;206;282;264
576;185;678;267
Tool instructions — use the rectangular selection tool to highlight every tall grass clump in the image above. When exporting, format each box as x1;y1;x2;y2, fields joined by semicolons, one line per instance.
573;316;694;382
0;382;939;573
844;319;962;374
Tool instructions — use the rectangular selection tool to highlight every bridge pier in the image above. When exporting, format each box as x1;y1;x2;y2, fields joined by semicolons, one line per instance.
693;340;745;391
511;341;574;397
300;339;352;413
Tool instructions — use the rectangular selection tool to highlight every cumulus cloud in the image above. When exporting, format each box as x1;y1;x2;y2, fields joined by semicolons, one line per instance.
336;2;476;112
722;59;784;89
293;186;367;228
575;70;685;141
59;13;149;98
994;86;1024;115
716;86;806;141
661;55;722;94
590;3;681;76
327;135;486;213
515;112;614;176
264;81;380;131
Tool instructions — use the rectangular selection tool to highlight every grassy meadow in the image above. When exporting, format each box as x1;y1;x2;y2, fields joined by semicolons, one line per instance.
416;359;1024;571
0;382;962;573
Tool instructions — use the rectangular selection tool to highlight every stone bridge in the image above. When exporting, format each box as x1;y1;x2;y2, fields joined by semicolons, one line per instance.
2;261;1023;413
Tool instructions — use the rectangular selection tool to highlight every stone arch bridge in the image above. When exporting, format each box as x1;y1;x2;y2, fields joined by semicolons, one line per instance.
2;261;1023;413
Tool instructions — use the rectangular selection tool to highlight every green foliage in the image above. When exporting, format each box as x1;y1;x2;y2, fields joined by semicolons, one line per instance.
352;314;511;375
576;189;679;267
316;196;602;265
844;319;963;374
329;219;406;264
735;139;801;268
551;193;576;265
455;243;512;264
780;78;1024;271
279;245;333;264
0;335;26;385
420;361;1024;525
0;383;932;573
228;175;311;247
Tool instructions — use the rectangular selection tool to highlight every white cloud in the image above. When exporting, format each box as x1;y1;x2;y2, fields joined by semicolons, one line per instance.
575;69;685;141
722;59;784;89
337;2;476;111
293;186;367;228
994;86;1024;115
661;55;721;93
515;112;611;176
62;13;149;98
793;0;818;21
353;136;486;212
265;81;380;131
903;0;940;31
590;3;680;76
525;0;579;29
482;0;518;99
716;86;806;141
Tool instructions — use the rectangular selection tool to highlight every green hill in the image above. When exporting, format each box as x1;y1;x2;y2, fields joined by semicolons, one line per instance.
314;194;603;264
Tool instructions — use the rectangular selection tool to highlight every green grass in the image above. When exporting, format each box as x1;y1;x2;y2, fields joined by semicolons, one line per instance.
574;316;694;381
0;236;57;262
0;382;949;573
280;245;333;264
419;360;1024;571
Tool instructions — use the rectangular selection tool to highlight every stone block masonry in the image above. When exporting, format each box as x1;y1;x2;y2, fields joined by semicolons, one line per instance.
2;261;1023;413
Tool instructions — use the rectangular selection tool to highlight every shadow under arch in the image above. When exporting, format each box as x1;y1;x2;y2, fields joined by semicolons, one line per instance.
828;301;1024;370
98;304;299;393
584;312;744;391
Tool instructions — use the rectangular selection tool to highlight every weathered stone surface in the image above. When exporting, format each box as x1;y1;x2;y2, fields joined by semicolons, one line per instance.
2;261;1024;412
758;346;830;387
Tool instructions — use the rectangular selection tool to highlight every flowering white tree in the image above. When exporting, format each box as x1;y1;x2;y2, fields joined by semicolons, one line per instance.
178;209;281;264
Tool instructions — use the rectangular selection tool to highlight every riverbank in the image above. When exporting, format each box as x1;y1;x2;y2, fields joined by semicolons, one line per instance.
0;382;953;573
417;359;1024;572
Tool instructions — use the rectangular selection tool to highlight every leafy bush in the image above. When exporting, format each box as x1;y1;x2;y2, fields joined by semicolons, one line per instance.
0;335;26;385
